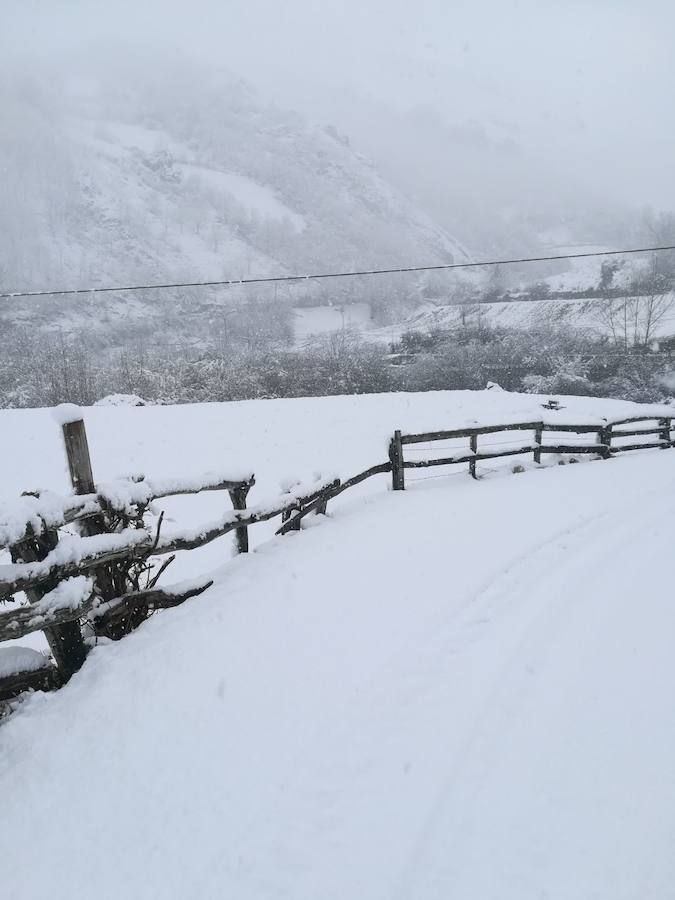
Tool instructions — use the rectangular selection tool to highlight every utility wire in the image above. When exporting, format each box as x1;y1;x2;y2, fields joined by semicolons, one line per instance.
2;244;675;302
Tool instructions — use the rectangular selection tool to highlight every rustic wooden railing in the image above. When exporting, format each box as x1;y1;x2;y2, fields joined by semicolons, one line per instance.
388;415;674;490
0;414;396;707
1;408;672;710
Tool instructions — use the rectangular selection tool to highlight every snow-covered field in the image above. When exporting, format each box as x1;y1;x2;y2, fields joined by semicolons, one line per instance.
293;302;373;343
1;389;675;899
365;292;675;344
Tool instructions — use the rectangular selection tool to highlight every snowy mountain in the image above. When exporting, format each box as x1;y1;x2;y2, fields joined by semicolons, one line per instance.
0;57;468;337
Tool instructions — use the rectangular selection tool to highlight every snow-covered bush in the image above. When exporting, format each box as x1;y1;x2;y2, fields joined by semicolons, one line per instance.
94;394;148;407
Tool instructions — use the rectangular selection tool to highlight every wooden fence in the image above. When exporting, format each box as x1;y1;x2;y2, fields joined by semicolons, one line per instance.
0;410;672;709
388;415;673;490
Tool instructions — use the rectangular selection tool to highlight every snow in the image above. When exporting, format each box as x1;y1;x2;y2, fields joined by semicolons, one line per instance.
0;490;99;548
1;578;94;639
0;529;149;592
179;163;306;232
145;470;256;497
33;576;93;615
278;472;339;498
294;302;373;343
0;646;49;678
0;471;258;549
51;403;84;426
0;499;46;548
85;123;307;238
152;575;213;598
94;394;148;407
95;469;256;513
155;474;339;550
0;389;670;577
0;390;674;898
366;292;675;344
1;389;670;495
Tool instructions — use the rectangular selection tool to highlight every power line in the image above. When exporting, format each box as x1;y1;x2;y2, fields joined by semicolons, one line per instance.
2;244;674;301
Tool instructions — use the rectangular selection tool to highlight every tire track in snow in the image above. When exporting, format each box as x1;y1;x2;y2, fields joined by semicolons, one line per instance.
392;479;675;899
225;464;675;900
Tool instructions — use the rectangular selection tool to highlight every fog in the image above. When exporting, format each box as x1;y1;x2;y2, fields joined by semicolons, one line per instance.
3;0;675;250
2;1;675;410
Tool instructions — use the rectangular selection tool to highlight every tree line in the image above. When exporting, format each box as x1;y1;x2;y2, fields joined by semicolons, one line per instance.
1;319;673;409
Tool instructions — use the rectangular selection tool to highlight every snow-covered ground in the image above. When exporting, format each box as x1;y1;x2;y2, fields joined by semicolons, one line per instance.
365;292;675;344
178;162;307;232
1;389;675;898
293;302;373;344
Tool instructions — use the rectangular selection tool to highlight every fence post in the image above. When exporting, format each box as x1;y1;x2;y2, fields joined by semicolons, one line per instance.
62;417;114;545
469;433;478;479
659;417;672;448
389;430;405;491
228;483;252;553
62;417;96;494
61;416;127;631
533;426;543;464
598;424;613;459
281;505;302;531
10;532;87;680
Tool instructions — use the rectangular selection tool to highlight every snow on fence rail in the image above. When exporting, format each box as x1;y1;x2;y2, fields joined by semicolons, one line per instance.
388;415;674;489
0;407;672;710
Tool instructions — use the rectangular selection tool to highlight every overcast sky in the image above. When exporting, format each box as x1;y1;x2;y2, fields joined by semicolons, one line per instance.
3;0;674;214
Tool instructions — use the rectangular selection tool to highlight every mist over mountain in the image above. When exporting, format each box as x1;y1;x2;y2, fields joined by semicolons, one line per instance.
1;2;673;409
1;53;473;334
3;1;673;331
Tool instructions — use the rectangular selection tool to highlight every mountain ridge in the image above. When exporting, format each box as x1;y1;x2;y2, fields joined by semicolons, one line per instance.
0;59;470;337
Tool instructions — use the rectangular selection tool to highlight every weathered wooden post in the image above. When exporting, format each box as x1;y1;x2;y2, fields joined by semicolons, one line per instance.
598;424;613;459
62;416;96;495
314;494;329;516
533;426;543;464
9;532;87;680
659;417;672;448
288;504;303;531
469;433;478;479
1;409;100;680
309;479;340;517
60;410;127;628
389;430;405;491
228;482;253;553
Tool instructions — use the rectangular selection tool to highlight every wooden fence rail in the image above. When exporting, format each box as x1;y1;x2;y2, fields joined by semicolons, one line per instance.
1;408;672;709
389;415;673;491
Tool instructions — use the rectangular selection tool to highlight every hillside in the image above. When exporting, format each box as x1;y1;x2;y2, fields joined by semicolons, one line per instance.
0;57;468;339
293;250;675;347
364;292;675;345
1;389;675;899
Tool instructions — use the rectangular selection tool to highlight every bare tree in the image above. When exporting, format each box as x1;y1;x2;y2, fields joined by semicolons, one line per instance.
598;254;673;348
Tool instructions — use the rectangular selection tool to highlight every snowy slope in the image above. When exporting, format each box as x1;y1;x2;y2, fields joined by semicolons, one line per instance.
0;60;467;336
1;390;675;899
365;292;675;344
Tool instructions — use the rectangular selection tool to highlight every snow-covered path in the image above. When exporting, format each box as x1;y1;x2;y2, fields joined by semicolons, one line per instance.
2;446;675;899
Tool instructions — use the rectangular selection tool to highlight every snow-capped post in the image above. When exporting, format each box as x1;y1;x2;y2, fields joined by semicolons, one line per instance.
228;482;252;553
389;430;405;490
9;535;88;680
57;405;128;628
533;426;543;464
24;405;97;675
